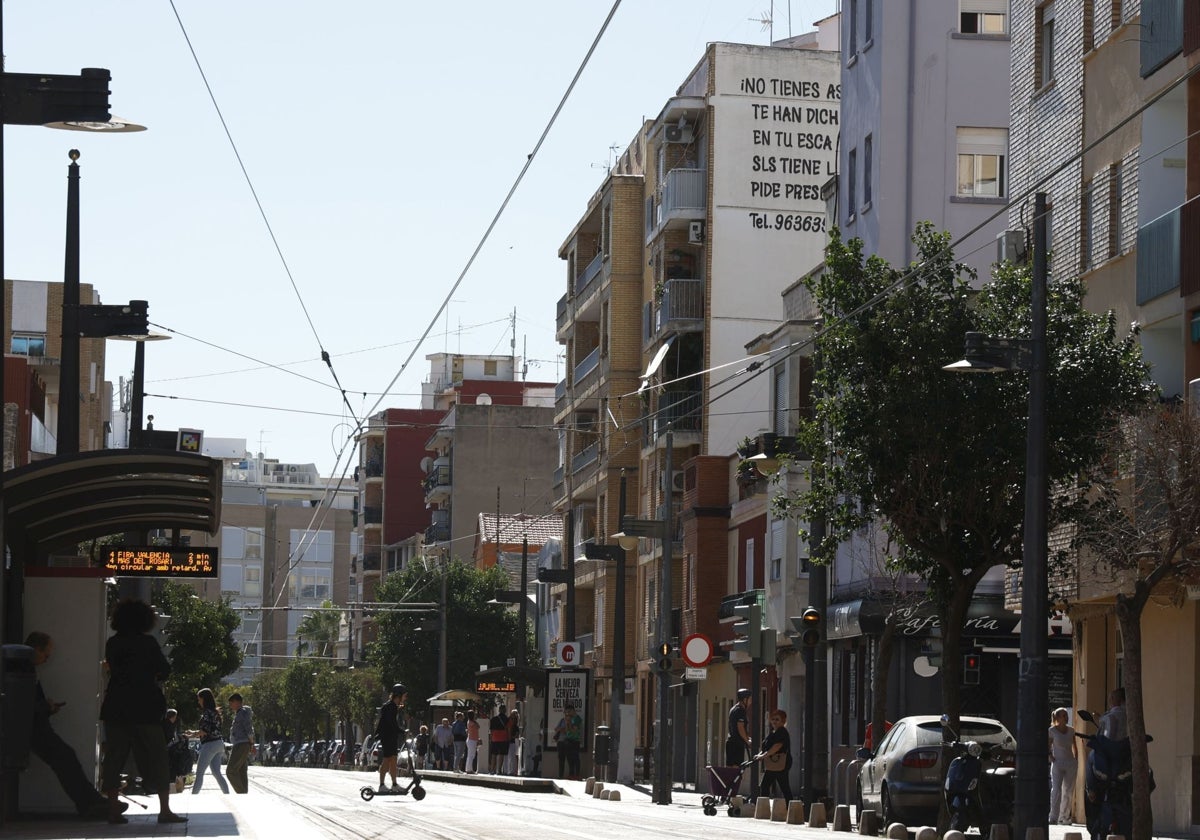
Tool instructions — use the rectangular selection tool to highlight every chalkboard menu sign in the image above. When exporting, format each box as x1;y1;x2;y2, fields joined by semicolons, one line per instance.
1048;658;1073;711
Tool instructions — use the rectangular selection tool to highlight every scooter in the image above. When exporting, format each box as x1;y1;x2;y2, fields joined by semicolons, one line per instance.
360;749;426;801
941;715;1015;838
1074;709;1152;840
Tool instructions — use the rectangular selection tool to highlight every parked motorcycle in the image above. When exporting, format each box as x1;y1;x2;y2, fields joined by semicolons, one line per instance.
941;714;1016;837
1075;708;1154;840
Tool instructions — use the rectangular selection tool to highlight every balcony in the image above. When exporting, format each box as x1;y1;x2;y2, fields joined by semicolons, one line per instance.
651;390;702;439
425;522;450;544
1142;0;1183;76
645;279;704;343
655;168;706;234
363;457;383;479
423;464;452;498
718;588;764;620
363;506;383;526
571;441;599;474
572;346;600;393
361;552;381;572
556;293;569;334
1137;203;1184;304
576;250;604;300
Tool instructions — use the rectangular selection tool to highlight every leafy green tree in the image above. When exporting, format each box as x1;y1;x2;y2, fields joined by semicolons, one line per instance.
248;667;287;740
155;581;243;725
368;559;528;718
296;600;343;659
314;666;382;750
781;224;1154;726
281;659;326;739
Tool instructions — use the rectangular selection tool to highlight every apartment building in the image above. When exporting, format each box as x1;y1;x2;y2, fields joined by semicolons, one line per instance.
4;278;111;461
1006;0;1200;830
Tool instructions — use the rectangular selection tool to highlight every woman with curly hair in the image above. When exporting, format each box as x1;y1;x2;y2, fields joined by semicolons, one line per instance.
99;598;187;824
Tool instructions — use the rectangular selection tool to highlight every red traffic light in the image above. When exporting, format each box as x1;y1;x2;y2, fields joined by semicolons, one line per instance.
964;654;980;670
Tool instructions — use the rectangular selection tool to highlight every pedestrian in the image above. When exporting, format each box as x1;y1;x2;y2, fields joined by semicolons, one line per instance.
414;725;430;770
465;709;480;774
226;693;255;794
24;632;118;820
1099;687;1128;741
188;688;230;794
374;684;408;792
163;708;190;794
1048;707;1077;825
754;709;793;802
451;710;468;771
489;705;509;774
504;708;521;775
433;717;454;770
725;688;753;766
553;703;583;779
98;598;188;824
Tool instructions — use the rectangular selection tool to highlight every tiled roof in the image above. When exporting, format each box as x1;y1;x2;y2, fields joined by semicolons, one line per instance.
476;512;561;547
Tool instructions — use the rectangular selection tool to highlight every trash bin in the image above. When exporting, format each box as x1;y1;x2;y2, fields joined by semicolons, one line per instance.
593;725;610;767
1;644;37;771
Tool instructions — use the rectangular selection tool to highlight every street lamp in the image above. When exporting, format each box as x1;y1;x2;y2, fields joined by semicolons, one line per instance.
109;331;170;447
944;192;1049;839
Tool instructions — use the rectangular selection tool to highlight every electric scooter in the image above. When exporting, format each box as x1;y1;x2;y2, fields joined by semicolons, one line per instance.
941;715;1015;838
360;742;426;802
1074;709;1152;840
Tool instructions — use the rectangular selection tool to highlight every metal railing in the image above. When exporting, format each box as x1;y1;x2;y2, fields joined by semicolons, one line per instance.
661;168;706;219
718;589;764;620
573;346;600;386
425;523;450;544
576;250;604;298
653;390;702;438
423;464;452;493
571;441;599;474
363;506;382;525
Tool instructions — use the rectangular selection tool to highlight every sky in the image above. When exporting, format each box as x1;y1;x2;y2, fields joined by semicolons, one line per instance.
3;0;839;477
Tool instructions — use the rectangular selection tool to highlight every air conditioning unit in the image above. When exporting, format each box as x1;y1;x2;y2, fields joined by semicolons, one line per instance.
688;220;706;244
997;229;1027;264
665;124;694;144
661;470;685;493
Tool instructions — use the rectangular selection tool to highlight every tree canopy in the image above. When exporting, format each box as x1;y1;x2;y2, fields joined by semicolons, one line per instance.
782;224;1155;720
368;559;530;717
155;581;243;724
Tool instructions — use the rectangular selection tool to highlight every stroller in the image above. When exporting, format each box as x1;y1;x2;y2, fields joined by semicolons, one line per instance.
700;760;754;816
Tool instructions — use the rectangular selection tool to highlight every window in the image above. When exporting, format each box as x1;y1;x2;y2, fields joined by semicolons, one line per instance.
960;0;1008;34
848;0;857;56
864;134;873;207
1082;177;1098;271
745;537;756;591
1037;2;1056;87
10;334;45;357
770;520;785;582
244;566;261;597
864;0;873;43
484;359;498;375
847;147;858;220
596;592;605;646
956;128;1007;197
290;529;333;564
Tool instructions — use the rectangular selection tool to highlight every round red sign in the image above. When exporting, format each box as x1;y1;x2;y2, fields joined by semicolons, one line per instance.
681;633;714;668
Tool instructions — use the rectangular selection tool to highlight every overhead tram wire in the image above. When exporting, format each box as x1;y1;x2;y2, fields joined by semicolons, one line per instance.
167;1;361;425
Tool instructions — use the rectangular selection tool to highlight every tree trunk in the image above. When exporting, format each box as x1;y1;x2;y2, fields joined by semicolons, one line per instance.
1116;592;1154;840
940;580;973;731
871;620;897;749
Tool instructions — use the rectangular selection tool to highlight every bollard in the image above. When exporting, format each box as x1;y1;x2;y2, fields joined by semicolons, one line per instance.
1023;830;1046;840
771;798;788;821
786;800;806;824
1063;834;1083;840
857;809;879;835
941;831;965;840
807;800;828;828
831;803;852;831
600;789;611;800
885;823;908;840
730;795;744;815
988;824;1011;840
914;829;937;840
585;777;595;795
592;781;605;799
608;790;621;802
754;796;772;819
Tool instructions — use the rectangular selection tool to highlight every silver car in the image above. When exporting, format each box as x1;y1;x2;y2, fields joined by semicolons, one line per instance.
856;715;1015;826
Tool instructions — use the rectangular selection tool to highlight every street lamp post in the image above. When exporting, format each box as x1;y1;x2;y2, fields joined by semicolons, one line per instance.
945;192;1049;839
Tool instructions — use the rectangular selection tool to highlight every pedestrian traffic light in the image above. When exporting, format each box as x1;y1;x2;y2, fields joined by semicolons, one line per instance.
731;603;762;659
790;607;821;647
963;653;981;685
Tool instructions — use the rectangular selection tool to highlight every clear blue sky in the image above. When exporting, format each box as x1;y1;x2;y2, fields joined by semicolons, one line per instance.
4;0;838;475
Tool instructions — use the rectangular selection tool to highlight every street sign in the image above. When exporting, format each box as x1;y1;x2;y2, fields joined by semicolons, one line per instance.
557;640;579;666
685;667;707;681
681;633;714;668
102;546;218;578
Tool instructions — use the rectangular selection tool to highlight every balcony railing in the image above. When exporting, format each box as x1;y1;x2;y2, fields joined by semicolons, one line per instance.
659;168;706;225
554;379;567;402
425;523;450;543
423;464;452;494
718;589;764;620
556;293;569;333
363;506;383;525
660;278;703;327
363;458;383;478
361;552;381;572
1142;0;1184;76
653;390;703;438
576;250;604;299
1137;205;1181;304
571;441;599;474
573;346;600;388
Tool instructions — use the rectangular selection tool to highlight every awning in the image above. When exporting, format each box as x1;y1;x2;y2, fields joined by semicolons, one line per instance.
3;449;222;551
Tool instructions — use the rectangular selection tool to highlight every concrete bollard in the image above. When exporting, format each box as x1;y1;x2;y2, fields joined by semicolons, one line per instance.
807;800;828;828
786;800;806;824
770;798;788;821
885;823;908;839
857;810;879;835
914;829;937;840
754;796;772;819
592;781;604;799
988;824;1011;840
600;789;611;800
585;777;595;795
941;831;965;840
730;795;745;815
608;790;621;802
1023;830;1046;840
831;803;852;831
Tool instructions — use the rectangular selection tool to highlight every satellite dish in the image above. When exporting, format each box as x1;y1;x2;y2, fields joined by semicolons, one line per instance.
420;457;433;473
476;393;492;405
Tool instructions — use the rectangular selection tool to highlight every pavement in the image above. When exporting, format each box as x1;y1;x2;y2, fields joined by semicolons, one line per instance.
0;767;1186;840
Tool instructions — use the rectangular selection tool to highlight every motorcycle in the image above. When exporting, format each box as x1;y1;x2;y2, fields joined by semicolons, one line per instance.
1074;709;1153;840
941;715;1016;837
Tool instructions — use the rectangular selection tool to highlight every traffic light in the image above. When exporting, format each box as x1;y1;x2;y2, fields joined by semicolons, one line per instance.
790;607;821;648
731;603;762;659
963;653;981;685
657;641;674;672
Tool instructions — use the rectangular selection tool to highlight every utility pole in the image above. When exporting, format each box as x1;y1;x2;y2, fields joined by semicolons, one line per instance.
656;426;674;804
438;567;448;692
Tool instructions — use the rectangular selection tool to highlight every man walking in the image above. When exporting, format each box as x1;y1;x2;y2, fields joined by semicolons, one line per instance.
226;693;255;794
725;688;753;766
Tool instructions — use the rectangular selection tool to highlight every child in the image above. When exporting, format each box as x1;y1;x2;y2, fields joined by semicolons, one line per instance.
414;725;430;770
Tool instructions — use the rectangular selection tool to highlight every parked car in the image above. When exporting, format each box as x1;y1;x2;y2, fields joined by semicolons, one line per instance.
856;715;1015;827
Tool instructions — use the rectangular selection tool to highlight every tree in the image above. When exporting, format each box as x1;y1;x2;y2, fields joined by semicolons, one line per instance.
313;666;382;748
248;667;287;740
296;600;343;659
781;224;1155;727
155;581;243;725
1072;405;1200;840
368;559;528;717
